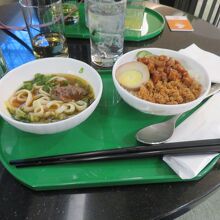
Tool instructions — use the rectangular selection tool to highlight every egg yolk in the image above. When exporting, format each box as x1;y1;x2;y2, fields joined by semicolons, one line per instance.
117;70;143;88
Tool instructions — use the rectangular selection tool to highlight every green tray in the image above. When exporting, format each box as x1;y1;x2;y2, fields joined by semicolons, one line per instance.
0;72;218;191
64;3;165;42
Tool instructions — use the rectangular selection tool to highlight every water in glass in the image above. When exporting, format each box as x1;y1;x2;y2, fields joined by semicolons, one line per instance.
88;0;126;67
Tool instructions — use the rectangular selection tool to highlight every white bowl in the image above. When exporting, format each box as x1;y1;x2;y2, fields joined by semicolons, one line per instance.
0;58;103;134
112;48;211;115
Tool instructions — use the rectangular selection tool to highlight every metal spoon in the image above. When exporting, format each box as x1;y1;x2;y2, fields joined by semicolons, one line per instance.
136;84;220;145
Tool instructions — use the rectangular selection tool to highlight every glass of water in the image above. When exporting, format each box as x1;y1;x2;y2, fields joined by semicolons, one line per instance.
19;0;69;58
84;0;95;28
88;0;127;67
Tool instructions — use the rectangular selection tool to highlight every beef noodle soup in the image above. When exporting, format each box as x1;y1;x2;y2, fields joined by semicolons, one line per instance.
6;73;94;123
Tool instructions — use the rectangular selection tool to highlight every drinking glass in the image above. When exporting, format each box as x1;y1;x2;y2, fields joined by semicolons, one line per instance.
19;0;69;58
62;0;79;25
84;0;95;28
88;0;127;67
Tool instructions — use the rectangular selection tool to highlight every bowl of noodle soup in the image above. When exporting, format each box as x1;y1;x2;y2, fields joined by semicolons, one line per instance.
0;58;103;134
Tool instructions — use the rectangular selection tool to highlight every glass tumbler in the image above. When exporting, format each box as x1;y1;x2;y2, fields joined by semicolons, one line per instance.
19;0;69;58
88;0;127;67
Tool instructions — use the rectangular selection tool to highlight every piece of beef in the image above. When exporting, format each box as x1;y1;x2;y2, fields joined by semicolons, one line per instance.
51;84;87;102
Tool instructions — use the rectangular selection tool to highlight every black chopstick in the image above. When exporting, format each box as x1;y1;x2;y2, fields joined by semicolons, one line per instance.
9;139;220;168
12;145;220;168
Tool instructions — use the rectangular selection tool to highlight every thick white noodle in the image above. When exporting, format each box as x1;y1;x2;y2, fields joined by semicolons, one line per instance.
63;103;76;114
37;96;50;105
46;100;62;110
48;76;67;82
74;100;87;111
44;111;55;118
39;86;50;96
32;99;44;117
8;97;18;111
55;105;67;114
16;89;33;106
22;105;34;112
34;93;46;100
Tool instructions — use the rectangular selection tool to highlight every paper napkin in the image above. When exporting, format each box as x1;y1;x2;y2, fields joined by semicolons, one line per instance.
163;93;220;179
179;44;220;83
163;44;220;179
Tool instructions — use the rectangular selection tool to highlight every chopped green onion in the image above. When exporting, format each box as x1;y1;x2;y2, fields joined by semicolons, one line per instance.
79;67;84;73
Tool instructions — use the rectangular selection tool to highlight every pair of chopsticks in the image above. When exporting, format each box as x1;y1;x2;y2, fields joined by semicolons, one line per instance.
9;139;220;168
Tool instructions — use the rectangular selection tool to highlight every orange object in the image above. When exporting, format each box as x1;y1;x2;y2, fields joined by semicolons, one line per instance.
165;16;194;31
